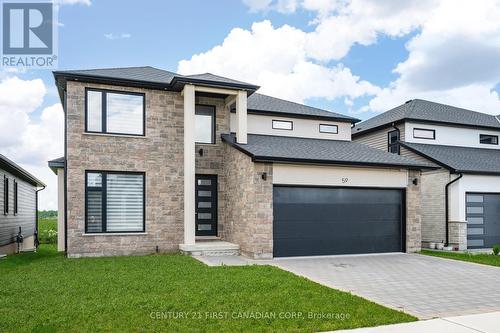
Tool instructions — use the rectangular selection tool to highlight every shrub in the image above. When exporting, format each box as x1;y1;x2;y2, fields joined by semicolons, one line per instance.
39;229;58;244
493;245;500;256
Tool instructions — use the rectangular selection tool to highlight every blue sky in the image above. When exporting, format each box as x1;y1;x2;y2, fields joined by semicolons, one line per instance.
27;0;412;120
3;0;500;209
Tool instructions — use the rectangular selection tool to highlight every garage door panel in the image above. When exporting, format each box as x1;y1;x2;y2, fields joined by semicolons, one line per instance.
273;186;404;257
273;203;401;222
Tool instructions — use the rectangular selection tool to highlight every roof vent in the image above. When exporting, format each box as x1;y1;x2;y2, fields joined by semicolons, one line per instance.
405;99;413;104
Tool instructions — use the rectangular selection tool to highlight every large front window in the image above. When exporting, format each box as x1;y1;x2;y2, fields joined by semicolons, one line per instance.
195;105;215;144
86;171;145;233
86;89;145;136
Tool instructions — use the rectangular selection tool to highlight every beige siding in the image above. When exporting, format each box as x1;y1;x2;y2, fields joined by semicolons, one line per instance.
353;124;405;151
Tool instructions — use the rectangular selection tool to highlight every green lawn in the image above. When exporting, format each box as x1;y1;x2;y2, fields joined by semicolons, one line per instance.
0;245;415;333
421;249;500;267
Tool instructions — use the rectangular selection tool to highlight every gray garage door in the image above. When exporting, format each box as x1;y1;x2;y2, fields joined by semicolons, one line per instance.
466;193;500;249
273;186;404;257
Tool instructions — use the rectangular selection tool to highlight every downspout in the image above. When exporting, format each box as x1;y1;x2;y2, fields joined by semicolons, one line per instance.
63;89;68;254
391;122;401;154
445;173;463;246
35;185;46;249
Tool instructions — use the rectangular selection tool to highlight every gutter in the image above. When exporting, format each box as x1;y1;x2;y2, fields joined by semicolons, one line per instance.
445;173;463;246
391;122;401;154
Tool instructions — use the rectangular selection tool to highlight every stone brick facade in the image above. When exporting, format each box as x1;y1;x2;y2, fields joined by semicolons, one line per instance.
222;144;273;258
448;221;467;250
420;169;450;245
66;81;186;257
406;170;422;252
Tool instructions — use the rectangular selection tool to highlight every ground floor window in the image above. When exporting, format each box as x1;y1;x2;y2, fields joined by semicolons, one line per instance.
85;171;145;233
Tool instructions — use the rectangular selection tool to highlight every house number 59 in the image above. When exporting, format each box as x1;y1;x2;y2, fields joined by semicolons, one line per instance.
341;178;349;183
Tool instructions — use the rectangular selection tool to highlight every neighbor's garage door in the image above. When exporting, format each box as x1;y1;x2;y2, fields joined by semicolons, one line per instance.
466;193;500;249
273;186;405;257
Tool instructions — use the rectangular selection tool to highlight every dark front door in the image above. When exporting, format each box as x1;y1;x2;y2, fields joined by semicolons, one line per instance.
273;186;405;257
195;175;218;236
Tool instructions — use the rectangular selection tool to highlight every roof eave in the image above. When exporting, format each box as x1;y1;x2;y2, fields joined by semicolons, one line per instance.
252;155;434;170
0;155;46;187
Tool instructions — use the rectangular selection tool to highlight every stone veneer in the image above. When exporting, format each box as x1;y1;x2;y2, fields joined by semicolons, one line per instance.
222;144;273;258
406;170;422;252
66;81;186;257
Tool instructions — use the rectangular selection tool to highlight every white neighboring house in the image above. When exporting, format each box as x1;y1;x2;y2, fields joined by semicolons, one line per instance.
353;99;500;250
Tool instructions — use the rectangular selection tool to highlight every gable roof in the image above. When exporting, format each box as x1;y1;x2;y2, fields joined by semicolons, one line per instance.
241;93;360;123
222;133;434;169
401;142;500;175
0;154;45;187
353;99;500;136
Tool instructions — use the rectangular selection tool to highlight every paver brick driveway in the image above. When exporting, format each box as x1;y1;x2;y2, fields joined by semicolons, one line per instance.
268;253;500;319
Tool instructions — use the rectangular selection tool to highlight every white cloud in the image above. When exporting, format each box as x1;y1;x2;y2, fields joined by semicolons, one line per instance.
104;33;132;40
365;0;500;114
178;20;379;104
0;77;63;210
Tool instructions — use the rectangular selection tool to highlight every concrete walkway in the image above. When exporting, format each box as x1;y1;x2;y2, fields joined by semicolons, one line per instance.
269;253;500;319
331;311;500;333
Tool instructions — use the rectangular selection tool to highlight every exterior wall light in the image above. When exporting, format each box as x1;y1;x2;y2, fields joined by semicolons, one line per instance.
261;172;267;181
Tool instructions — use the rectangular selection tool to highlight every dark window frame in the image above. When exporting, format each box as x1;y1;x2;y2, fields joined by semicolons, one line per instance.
272;119;293;131
479;134;499;145
3;176;8;215
13;180;18;215
387;130;400;154
413;128;436;140
85;170;146;234
84;88;146;137
319;124;339;134
195;104;216;144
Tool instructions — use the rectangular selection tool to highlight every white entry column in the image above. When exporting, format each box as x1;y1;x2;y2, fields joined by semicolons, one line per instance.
183;84;196;245
236;90;248;144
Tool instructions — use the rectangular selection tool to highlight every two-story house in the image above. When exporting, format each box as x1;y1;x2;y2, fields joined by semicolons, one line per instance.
353;99;500;251
48;66;432;258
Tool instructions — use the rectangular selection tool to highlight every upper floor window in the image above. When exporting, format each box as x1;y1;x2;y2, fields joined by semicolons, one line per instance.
195;105;215;144
479;134;498;145
388;130;400;154
319;124;338;134
272;120;293;130
86;89;145;136
413;128;435;140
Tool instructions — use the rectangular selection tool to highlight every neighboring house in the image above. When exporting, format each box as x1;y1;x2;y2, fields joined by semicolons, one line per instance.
48;66;432;259
353;99;500;250
0;154;45;255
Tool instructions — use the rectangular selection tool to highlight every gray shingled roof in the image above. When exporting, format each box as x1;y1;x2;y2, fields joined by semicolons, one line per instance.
54;66;178;85
222;133;433;169
54;66;357;123
182;73;254;86
1;154;45;186
244;93;360;123
401;142;500;174
353;99;500;136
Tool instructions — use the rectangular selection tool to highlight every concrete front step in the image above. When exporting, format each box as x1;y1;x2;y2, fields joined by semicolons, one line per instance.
179;241;240;256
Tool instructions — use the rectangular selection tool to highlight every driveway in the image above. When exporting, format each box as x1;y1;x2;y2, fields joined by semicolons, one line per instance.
269;253;500;319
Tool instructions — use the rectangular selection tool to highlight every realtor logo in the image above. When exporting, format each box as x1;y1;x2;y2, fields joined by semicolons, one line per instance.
1;1;58;68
